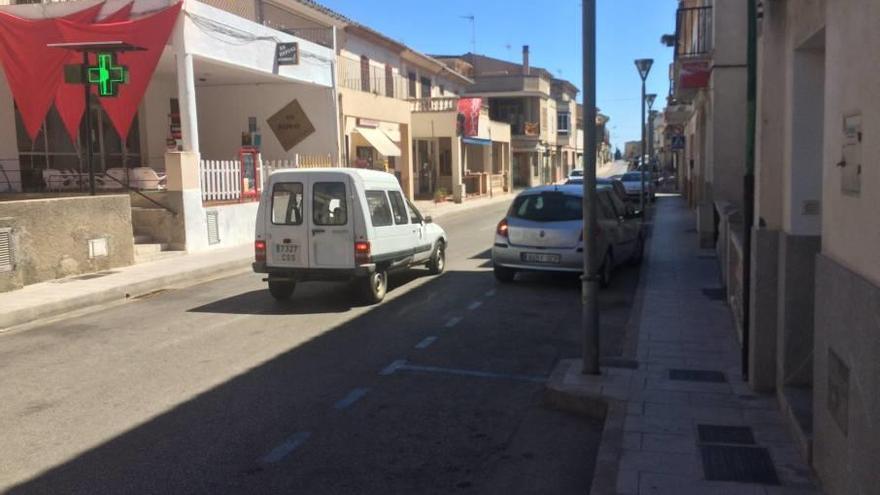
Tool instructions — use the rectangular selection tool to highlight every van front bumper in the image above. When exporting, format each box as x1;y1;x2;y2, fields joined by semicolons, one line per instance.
253;262;376;281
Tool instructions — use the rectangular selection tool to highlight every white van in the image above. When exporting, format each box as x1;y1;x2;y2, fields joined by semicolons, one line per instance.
253;168;448;303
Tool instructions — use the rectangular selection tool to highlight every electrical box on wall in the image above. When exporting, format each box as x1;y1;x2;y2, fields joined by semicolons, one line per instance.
840;113;862;195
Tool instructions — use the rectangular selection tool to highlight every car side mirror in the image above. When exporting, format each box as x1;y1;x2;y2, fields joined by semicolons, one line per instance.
424;216;433;224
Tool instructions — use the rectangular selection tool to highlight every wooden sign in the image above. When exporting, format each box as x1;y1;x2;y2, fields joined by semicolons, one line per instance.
267;99;315;151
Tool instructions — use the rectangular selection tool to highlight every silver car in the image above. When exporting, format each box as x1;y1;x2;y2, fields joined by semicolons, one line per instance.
618;171;656;202
492;185;644;286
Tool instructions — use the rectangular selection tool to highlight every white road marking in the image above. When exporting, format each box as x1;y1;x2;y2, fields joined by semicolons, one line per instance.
444;317;463;328
260;431;311;464
467;301;483;311
334;388;370;410
484;289;497;297
415;336;438;349
383;362;547;384
380;359;407;376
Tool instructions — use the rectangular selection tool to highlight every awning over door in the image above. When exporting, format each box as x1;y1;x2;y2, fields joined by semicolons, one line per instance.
355;127;401;157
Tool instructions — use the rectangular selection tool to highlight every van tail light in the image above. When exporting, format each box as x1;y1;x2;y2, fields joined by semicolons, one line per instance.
354;241;371;264
496;219;509;238
255;240;267;263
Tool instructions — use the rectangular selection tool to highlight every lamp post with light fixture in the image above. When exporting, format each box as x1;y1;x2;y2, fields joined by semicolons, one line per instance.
634;58;653;213
646;93;657;189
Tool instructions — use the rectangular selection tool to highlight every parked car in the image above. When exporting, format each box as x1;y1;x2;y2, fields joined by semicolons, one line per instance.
567;169;584;180
254;168;448;303
618;171;656;202
492;184;644;286
565;176;635;213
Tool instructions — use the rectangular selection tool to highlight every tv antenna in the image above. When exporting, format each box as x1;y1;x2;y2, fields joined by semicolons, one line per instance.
460;14;476;53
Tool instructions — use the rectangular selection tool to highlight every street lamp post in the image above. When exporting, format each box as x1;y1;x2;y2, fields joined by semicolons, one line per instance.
646;93;657;179
634;59;653;213
581;0;600;375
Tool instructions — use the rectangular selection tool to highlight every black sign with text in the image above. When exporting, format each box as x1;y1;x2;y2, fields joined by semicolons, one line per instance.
276;42;299;66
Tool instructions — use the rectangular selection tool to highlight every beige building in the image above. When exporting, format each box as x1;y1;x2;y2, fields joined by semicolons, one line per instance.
435;48;578;188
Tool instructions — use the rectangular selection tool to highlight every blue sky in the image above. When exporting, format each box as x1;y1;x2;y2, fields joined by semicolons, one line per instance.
319;0;676;150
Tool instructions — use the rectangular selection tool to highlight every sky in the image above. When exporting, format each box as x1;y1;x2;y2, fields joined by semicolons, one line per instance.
319;0;676;151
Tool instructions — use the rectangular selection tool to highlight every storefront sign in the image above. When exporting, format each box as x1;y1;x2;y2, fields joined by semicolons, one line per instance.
87;53;128;97
267;99;315;151
357;118;380;128
275;42;299;66
679;61;710;89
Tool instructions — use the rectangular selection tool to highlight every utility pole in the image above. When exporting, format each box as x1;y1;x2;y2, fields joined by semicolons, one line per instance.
581;0;600;375
742;0;757;381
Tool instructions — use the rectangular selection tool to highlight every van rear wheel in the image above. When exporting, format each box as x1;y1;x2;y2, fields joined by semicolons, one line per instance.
360;269;387;304
268;280;296;301
427;241;446;275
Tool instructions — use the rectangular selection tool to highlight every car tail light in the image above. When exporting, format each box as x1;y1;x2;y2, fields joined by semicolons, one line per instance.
255;240;267;263
354;241;371;264
496;219;509;238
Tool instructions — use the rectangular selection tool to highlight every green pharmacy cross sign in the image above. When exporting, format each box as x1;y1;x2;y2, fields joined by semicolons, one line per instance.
86;53;128;97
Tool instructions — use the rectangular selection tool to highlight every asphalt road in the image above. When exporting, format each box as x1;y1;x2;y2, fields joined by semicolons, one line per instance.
0;201;642;495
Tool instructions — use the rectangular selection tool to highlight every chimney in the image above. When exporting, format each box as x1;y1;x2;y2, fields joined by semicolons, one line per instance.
522;45;530;75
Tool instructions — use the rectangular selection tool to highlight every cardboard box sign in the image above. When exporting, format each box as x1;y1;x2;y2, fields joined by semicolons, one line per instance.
267;99;315;151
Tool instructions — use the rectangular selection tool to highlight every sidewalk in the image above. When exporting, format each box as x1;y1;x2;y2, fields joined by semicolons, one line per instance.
547;196;822;494
0;193;514;332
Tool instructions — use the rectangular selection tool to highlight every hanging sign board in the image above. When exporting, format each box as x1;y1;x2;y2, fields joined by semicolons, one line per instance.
276;42;299;66
267;99;315;151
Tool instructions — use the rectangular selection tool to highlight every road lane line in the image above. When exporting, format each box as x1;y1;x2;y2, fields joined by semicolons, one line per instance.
467;301;483;311
396;363;547;384
334;388;370;410
444;317;463;328
484;289;497;297
415;336;438;349
380;359;407;376
260;431;311;464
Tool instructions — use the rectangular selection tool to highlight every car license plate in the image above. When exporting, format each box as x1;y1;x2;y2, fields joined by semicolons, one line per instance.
275;243;299;262
521;252;560;264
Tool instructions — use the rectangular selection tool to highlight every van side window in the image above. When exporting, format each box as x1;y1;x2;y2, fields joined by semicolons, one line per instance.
365;190;393;227
406;199;423;223
271;182;304;225
313;182;347;226
387;191;409;225
597;192;617;220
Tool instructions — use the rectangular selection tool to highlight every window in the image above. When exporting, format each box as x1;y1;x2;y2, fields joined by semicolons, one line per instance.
608;190;629;217
360;55;371;92
366;190;393;227
388;190;409;225
597;192;617;220
271;182;304;225
406;198;423;224
510;192;582;222
408;72;417;98
420;76;431;98
557;112;571;134
313;182;348;226
385;64;394;98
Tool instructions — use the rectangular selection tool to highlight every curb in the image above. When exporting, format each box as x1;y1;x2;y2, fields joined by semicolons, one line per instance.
0;257;251;332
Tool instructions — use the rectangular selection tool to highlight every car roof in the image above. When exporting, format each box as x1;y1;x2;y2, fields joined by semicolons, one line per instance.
269;167;399;185
519;184;612;198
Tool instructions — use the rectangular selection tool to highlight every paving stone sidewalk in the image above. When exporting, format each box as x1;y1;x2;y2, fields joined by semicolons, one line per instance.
548;196;822;495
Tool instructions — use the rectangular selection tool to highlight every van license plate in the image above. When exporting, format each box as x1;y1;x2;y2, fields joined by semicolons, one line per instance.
521;252;560;264
275;243;299;262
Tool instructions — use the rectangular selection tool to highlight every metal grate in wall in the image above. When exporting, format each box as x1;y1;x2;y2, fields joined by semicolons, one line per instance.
206;211;220;245
0;228;12;272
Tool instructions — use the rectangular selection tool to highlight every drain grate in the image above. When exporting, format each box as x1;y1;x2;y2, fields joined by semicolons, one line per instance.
702;287;726;301
700;445;779;484
669;369;727;383
698;425;756;445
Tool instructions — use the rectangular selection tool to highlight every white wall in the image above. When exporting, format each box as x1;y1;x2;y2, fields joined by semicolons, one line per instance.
139;67;178;172
184;1;333;89
0;71;20;192
196;82;337;162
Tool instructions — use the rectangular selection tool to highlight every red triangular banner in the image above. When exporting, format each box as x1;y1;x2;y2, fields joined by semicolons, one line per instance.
55;2;182;139
55;2;134;141
0;2;104;140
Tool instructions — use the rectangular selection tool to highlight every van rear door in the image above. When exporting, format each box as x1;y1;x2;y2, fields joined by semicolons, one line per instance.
266;178;309;268
309;174;355;268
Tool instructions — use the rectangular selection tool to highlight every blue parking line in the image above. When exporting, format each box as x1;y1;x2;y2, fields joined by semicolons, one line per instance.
415;336;438;349
334;387;370;410
260;431;311;464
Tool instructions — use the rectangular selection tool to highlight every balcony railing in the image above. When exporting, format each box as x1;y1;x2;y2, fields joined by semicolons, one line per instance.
410;97;458;112
338;58;409;99
675;6;713;59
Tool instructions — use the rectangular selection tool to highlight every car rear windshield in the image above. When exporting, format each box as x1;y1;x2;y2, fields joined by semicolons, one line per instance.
621;172;642;181
510;191;582;222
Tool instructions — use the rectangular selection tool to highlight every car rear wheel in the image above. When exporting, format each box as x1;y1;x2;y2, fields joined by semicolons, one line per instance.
268;280;296;301
599;252;613;288
427;241;446;275
494;265;516;283
360;269;387;304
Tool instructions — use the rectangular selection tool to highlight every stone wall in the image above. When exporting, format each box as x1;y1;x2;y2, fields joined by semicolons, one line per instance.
0;195;134;292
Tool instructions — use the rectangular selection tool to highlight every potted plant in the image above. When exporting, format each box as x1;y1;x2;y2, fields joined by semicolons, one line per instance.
433;187;448;203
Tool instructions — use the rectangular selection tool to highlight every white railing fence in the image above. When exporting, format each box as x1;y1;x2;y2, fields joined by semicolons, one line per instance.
200;159;241;202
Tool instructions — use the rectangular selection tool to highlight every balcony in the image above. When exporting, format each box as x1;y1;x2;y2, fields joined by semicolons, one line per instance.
410;97;490;113
675;5;713;60
338;58;409;99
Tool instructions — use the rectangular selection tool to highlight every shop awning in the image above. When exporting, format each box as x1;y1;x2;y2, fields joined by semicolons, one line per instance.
462;137;491;146
355;127;401;157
